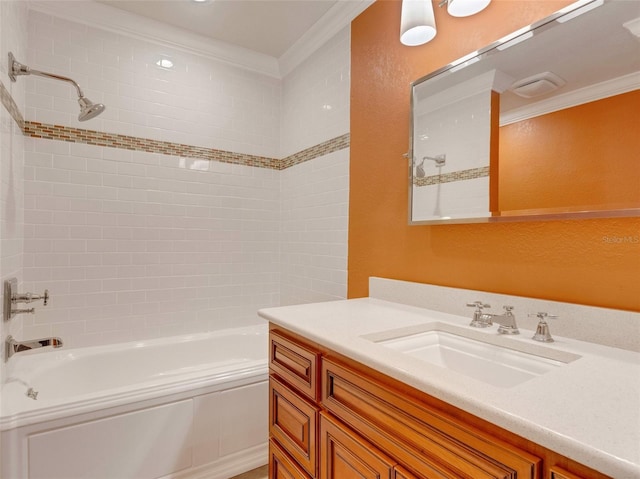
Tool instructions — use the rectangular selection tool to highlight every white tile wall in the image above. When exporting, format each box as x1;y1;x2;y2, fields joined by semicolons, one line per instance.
1;5;352;350
280;149;349;306
280;27;350;158
26;10;281;158
23;138;281;348
1;0;29;383
279;25;350;306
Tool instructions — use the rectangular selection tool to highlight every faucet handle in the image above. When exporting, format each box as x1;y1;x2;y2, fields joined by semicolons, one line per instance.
466;301;490;310
529;312;558;342
12;289;49;306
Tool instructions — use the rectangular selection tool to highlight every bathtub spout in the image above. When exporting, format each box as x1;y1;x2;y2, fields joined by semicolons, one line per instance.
6;335;63;360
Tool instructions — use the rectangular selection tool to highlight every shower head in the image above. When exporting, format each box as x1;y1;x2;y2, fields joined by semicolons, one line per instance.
8;52;105;121
78;97;106;122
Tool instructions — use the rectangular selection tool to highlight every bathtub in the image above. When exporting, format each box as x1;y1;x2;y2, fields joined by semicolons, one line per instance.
1;324;269;479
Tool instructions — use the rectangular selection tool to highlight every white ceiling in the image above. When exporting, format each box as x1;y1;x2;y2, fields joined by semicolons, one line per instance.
97;0;340;58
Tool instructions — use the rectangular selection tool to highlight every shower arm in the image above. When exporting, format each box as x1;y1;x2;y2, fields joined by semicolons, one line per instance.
9;52;85;98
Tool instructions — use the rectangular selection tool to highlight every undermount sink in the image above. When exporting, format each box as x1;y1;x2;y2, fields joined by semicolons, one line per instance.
363;323;581;388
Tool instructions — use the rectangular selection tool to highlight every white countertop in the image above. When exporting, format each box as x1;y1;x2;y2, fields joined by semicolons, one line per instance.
259;298;640;479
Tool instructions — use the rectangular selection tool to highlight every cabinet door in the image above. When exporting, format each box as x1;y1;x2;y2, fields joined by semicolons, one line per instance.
270;377;319;477
320;412;395;479
270;439;312;479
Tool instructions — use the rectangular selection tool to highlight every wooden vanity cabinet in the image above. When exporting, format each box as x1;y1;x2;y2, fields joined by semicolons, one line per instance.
320;412;396;479
269;438;312;479
549;467;587;479
268;326;611;479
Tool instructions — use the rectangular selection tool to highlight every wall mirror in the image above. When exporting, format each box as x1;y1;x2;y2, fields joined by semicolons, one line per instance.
409;0;640;224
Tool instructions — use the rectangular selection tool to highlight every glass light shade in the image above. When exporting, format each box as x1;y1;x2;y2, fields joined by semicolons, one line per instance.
446;0;491;17
400;0;437;46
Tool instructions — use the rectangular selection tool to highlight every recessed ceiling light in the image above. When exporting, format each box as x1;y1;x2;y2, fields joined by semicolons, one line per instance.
156;58;174;69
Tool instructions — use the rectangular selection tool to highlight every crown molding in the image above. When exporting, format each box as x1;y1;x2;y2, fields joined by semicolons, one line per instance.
278;0;374;77
28;0;281;78
500;72;640;126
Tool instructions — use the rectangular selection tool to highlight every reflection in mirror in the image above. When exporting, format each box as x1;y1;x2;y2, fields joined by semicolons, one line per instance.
409;0;640;224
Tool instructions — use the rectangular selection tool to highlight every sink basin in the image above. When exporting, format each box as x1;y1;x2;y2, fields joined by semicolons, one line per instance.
363;323;581;388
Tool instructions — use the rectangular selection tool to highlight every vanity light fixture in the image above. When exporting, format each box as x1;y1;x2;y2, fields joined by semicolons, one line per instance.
400;0;437;46
401;0;492;46
439;0;491;18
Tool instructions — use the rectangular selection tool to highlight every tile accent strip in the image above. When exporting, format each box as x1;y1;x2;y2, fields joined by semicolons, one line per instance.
23;121;281;169
281;133;350;169
3;80;349;170
22;121;349;170
0;79;25;129
414;166;489;187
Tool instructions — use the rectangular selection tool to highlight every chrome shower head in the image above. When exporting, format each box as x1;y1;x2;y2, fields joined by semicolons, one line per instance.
9;52;106;122
78;97;105;122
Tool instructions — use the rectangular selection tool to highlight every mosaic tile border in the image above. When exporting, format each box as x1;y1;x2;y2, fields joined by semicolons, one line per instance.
2;85;349;170
414;166;489;187
22;121;349;171
281;133;350;169
0;79;25;129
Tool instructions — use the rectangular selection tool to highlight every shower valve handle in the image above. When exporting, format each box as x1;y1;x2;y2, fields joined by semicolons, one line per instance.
12;290;49;306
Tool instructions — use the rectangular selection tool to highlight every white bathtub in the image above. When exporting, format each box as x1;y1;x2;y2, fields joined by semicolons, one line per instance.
1;324;269;479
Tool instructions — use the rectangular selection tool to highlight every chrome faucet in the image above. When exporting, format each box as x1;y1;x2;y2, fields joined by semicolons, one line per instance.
530;312;558;342
491;306;520;335
466;301;492;328
467;303;519;334
5;335;63;360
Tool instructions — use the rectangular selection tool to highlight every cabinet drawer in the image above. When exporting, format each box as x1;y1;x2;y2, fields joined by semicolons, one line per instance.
394;466;421;479
269;438;312;479
550;467;586;479
322;358;540;479
270;376;319;477
270;331;319;401
320;412;395;479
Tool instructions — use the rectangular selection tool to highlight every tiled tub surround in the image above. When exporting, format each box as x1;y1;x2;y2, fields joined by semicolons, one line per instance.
0;6;352;350
22;136;281;349
20;132;349;348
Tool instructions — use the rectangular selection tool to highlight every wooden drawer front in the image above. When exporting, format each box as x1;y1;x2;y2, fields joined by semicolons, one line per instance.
322;359;540;479
550;467;586;479
320;412;395;479
270;377;319;477
270;438;312;479
270;331;319;401
395;466;422;479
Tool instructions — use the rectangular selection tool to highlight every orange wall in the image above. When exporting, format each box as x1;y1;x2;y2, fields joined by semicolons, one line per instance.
500;91;640;212
349;0;640;312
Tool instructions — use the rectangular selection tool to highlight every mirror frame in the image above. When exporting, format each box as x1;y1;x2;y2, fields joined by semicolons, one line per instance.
408;0;640;225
